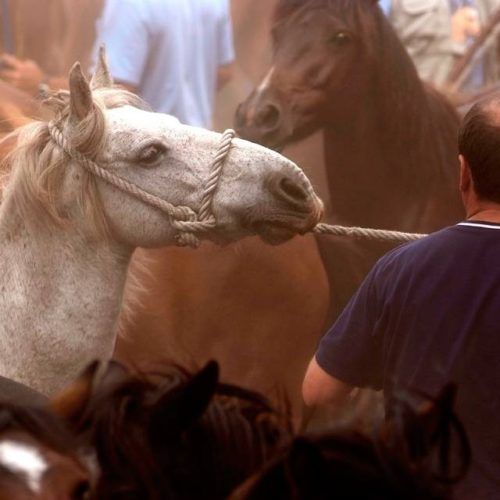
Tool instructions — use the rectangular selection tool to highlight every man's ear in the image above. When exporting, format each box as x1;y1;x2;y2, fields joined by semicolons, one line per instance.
459;154;472;193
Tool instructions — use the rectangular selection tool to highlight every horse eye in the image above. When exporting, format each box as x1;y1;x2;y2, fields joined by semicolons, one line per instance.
138;143;167;165
330;31;352;46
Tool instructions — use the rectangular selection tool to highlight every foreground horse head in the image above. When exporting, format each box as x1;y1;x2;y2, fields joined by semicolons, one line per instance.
230;384;470;499
51;360;292;499
235;0;405;149
6;56;322;247
0;403;91;499
29;56;321;247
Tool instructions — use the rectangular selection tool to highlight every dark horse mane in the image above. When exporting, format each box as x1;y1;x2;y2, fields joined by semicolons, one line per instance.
231;385;471;499
74;361;292;500
274;0;459;197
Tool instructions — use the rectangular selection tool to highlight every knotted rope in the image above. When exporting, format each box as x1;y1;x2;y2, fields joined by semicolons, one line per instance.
48;122;427;247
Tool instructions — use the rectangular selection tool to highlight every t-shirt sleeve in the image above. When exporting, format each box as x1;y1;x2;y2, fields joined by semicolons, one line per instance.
315;264;385;390
92;0;150;87
217;0;235;66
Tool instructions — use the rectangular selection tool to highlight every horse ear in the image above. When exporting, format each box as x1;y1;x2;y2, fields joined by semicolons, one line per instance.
416;383;471;480
91;46;114;90
385;383;470;482
150;361;219;437
68;62;94;123
50;361;100;424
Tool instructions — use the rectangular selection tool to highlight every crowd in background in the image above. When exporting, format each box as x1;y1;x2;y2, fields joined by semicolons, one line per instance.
2;0;500;130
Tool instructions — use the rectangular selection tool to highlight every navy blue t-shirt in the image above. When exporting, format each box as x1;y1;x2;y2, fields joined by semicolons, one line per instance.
316;221;500;500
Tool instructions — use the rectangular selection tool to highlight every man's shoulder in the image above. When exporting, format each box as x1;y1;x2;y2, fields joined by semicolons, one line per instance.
373;226;459;274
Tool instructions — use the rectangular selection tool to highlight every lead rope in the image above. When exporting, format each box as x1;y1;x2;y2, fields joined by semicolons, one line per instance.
312;223;426;243
48;122;427;247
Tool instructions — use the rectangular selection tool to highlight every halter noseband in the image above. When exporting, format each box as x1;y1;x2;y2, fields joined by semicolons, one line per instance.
48;122;235;248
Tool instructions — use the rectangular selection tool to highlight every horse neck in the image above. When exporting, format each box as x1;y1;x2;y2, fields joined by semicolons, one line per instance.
0;199;132;396
323;75;459;231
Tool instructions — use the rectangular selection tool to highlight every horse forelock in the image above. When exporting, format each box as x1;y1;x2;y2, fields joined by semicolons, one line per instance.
272;0;384;65
274;0;380;26
1;87;147;237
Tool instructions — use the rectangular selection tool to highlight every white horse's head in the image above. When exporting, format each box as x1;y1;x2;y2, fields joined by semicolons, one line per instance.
6;56;323;249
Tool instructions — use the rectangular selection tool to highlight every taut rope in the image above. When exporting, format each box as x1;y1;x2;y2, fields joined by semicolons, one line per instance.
312;223;426;243
48;123;427;247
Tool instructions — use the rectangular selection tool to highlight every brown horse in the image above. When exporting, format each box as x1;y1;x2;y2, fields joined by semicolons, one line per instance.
116;237;328;425
51;360;292;500
0;0;101;75
235;0;465;321
0;82;36;132
115;0;330;425
0;0;66;75
0;0;101;143
231;384;470;499
0;402;91;499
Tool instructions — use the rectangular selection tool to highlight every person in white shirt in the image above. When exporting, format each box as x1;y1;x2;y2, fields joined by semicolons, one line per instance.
93;0;235;128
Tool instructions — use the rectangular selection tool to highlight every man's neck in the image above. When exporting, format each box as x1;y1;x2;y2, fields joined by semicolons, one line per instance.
466;207;500;224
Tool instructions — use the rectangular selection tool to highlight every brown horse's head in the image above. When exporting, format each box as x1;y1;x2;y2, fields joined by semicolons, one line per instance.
235;0;385;149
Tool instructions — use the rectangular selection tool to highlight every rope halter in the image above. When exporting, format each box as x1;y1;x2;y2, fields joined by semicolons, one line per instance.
48;122;236;248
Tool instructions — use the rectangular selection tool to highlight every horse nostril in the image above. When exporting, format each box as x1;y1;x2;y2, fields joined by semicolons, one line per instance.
279;176;309;203
268;173;311;213
256;104;281;131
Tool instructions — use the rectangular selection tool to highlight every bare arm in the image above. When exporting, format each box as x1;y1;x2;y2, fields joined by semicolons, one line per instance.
302;357;354;407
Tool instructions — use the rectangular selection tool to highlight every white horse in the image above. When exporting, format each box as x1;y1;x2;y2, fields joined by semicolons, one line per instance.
0;58;322;395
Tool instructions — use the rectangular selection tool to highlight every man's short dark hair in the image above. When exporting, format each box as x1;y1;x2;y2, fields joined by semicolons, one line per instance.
458;95;500;203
